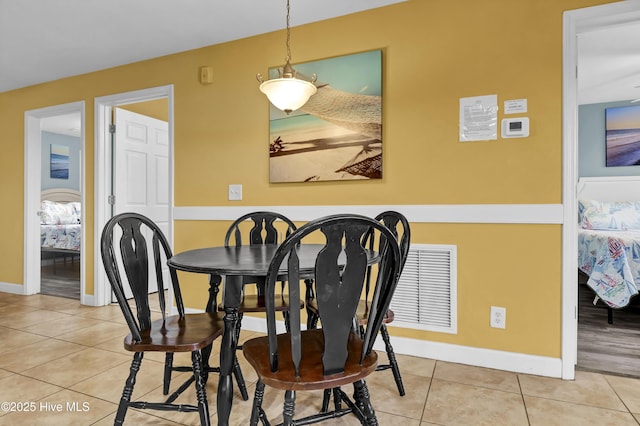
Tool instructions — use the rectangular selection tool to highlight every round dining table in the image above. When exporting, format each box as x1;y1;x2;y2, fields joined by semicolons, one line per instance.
168;243;328;426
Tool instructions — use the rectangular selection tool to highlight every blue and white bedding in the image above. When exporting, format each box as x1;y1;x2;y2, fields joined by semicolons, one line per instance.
41;224;81;252
578;200;640;308
40;200;81;252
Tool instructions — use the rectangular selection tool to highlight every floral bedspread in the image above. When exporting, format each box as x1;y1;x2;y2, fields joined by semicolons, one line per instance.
41;224;81;252
578;229;640;308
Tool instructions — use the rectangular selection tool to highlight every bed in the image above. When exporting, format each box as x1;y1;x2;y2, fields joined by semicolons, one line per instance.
577;177;640;314
40;188;81;259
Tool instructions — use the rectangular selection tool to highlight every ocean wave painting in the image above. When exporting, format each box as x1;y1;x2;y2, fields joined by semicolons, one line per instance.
50;144;70;179
605;105;640;167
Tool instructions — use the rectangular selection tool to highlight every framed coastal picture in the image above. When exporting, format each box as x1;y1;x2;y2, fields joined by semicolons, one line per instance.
268;49;383;183
50;144;70;179
605;104;640;167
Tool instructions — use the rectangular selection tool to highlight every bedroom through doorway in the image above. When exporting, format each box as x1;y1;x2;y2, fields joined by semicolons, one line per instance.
572;4;640;379
40;114;82;300
24;101;85;303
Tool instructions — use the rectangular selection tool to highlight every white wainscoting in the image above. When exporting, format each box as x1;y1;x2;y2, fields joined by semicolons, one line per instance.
174;204;563;224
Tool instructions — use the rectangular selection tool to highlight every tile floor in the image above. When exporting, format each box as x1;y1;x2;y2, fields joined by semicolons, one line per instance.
1;292;640;425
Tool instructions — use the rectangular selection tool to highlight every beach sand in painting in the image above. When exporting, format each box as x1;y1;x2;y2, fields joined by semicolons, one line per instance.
270;134;380;182
606;129;640;166
269;114;381;182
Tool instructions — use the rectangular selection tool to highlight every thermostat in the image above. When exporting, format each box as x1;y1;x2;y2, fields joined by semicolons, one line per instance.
501;117;529;138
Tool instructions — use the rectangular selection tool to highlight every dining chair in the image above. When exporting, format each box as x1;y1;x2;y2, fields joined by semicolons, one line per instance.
217;211;303;331
101;212;221;425
242;214;402;425
305;210;411;397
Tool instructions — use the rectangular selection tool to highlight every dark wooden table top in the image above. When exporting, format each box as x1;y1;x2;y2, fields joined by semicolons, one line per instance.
168;244;329;276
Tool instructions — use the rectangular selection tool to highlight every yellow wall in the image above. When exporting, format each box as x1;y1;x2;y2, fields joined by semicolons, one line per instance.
0;0;615;358
119;99;168;121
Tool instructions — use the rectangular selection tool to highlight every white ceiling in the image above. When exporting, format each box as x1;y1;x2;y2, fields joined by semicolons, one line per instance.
1;0;405;137
578;21;640;105
41;113;82;137
2;0;639;136
0;0;405;93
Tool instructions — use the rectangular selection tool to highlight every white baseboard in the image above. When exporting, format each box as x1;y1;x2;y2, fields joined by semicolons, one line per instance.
0;280;99;307
0;282;26;295
80;293;97;306
385;334;562;378
239;315;562;379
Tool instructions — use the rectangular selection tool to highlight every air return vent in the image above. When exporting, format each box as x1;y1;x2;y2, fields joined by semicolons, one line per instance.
389;244;457;334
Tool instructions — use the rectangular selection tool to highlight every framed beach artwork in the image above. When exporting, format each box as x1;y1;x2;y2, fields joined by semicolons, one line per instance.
605;104;640;167
268;49;383;183
50;144;70;179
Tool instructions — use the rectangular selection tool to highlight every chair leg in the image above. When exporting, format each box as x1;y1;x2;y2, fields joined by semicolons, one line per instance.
283;390;296;426
250;380;266;426
231;312;249;401
379;324;405;396
321;389;331;412
304;278;319;330
191;350;211;426
163;352;174;395
233;356;249;401
353;380;378;426
332;387;342;411
201;343;213;383
115;352;143;425
164;272;217;394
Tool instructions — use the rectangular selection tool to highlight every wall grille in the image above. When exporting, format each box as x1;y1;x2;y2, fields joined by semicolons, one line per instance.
389;244;457;334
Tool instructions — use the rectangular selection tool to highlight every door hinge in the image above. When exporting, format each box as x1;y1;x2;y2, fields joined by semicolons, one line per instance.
109;124;116;134
108;195;115;205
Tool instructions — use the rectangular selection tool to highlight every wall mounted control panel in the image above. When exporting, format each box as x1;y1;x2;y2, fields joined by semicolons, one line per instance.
501;117;529;138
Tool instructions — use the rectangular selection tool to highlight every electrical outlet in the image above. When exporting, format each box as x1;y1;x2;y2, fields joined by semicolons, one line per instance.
228;184;242;201
490;306;506;329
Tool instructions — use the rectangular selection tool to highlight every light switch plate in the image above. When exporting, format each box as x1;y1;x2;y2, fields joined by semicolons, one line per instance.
228;184;242;201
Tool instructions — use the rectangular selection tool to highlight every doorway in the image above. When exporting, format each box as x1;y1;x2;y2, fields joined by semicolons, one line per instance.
24;101;86;302
94;85;174;306
562;2;640;380
40;113;83;299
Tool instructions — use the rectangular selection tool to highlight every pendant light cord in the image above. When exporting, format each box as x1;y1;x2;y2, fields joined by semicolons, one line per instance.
285;0;291;63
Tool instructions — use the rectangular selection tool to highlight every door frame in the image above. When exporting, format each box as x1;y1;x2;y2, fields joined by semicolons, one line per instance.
24;101;86;300
562;0;640;379
94;85;175;306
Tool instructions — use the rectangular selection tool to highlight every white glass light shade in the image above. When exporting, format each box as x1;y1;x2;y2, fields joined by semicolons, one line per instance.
259;77;317;113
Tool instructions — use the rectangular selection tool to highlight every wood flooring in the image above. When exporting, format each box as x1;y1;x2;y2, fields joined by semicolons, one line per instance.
41;256;80;300
577;277;640;378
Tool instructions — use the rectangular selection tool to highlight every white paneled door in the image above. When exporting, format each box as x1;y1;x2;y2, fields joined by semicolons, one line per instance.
113;107;169;297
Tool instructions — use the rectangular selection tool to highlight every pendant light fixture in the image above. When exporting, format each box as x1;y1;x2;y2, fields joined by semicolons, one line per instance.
257;0;317;114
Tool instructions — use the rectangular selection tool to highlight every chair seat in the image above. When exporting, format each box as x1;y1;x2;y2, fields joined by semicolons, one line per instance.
355;300;394;325
124;312;224;353
219;294;304;313
243;328;378;391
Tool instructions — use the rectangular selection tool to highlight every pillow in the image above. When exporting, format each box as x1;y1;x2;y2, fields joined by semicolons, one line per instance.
40;200;81;225
578;199;640;230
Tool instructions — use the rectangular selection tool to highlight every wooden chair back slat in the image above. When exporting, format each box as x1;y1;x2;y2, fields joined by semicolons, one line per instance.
225;211;296;247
